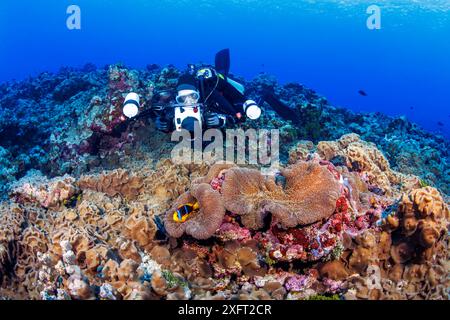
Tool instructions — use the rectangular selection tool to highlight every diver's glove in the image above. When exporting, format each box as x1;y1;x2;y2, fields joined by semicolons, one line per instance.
155;117;171;132
206;113;228;128
243;100;261;120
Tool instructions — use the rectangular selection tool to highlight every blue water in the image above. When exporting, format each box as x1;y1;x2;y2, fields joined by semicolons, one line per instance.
1;0;449;138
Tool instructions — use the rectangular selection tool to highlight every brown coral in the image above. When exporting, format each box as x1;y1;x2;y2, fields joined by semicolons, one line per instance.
0;132;448;301
344;230;381;275
221;161;341;229
149;245;171;267
210;240;266;278
318;260;348;280
396;186;449;260
169;247;213;284
288;140;315;164
390;242;414;264
85;246;108;271
122;213;157;252
78;169;144;200
164;183;225;240
269;161;341;226
317;133;417;196
144;158;210;207
117;239;141;262
165;160;341;234
0;204;25;283
220;166;281;229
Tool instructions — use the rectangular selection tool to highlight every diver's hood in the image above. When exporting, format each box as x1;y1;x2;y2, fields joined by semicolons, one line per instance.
177;83;197;92
177;73;197;92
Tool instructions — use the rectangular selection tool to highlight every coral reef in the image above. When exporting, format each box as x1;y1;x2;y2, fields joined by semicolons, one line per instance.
0;64;448;300
1;65;448;202
393;187;449;262
78;169;144;200
0;143;448;299
316;133;418;196
164;183;225;240
10;170;79;208
244;74;449;196
166;161;341;233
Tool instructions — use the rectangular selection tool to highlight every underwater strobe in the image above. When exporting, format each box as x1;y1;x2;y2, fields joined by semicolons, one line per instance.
123;92;140;118
243;100;261;120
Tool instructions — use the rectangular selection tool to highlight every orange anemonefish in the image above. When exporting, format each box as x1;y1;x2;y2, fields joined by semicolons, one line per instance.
173;202;200;223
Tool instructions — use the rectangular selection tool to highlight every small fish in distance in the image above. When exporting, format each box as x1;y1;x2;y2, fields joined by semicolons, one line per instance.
358;90;368;96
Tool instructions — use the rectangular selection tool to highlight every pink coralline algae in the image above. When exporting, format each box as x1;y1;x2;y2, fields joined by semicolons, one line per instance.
284;274;316;293
215;216;252;242
10;172;79;209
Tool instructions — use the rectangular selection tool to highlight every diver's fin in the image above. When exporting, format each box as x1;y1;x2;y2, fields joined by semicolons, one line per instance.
262;91;300;124
215;49;230;76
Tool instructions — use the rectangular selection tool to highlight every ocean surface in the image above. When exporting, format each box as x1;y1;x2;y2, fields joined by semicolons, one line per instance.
0;0;449;138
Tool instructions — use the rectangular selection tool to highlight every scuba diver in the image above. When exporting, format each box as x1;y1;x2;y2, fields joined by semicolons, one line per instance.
122;49;297;133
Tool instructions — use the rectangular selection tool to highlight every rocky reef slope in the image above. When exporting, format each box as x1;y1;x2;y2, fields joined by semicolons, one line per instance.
0;64;448;199
0;64;448;300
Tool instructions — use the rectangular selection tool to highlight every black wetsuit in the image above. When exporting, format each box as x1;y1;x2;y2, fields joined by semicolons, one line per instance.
176;70;245;119
199;73;246;116
152;70;249;132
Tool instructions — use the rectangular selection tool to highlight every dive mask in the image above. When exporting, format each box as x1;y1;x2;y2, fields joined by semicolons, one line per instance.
176;89;200;105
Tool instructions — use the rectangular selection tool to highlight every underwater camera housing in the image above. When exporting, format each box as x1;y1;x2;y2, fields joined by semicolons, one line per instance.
174;78;204;134
174;102;204;133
